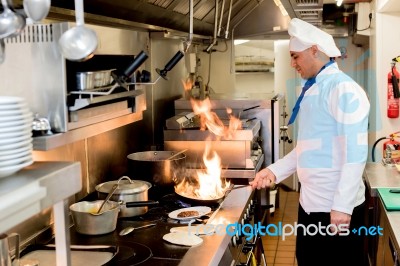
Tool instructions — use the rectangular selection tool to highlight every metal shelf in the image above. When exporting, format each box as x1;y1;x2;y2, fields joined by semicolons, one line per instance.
33;110;143;151
0;161;82;266
0;161;81;232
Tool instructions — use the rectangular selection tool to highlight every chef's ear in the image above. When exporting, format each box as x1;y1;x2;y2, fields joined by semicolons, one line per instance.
311;45;319;57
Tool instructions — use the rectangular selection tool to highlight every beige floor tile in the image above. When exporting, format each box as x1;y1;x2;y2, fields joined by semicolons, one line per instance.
277;245;296;252
274;257;295;264
266;250;276;258
276;250;295;258
274;264;295;266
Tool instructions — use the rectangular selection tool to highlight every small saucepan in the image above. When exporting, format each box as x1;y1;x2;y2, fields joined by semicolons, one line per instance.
69;199;158;235
96;176;158;217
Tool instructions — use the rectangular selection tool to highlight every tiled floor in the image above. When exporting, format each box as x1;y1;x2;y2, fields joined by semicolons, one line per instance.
262;188;300;266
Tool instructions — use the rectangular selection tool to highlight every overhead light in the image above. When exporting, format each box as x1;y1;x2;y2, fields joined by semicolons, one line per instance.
336;0;343;7
274;0;289;16
234;40;249;45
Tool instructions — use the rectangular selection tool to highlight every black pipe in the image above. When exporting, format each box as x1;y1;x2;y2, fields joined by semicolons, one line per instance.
371;137;388;162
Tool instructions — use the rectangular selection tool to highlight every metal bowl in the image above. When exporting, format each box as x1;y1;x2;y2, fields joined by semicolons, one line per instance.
69;200;120;235
76;69;115;90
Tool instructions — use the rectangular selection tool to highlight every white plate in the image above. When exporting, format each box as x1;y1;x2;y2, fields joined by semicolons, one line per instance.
168;206;211;220
0;138;32;151
0;154;32;168
0;134;32;146
0;107;30;116
0;96;25;105
0;123;32;134
0;128;32;140
0;116;33;128
0;112;32;122
0;143;32;157
0;102;28;111
0;148;32;161
163;232;203;247
0;159;33;178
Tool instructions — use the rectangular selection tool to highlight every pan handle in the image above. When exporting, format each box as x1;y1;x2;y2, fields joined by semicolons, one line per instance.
124;200;159;208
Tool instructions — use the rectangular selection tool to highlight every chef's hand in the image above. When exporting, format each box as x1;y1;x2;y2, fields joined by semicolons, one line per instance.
249;168;276;190
330;210;351;234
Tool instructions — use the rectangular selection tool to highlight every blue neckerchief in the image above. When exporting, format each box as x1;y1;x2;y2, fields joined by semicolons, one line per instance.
287;60;335;126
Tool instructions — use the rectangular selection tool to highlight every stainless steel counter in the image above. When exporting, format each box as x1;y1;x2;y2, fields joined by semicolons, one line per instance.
364;163;400;197
179;186;254;266
364;163;400;262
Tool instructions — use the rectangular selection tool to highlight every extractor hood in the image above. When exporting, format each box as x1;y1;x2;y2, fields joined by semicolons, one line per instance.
24;0;369;41
47;0;277;39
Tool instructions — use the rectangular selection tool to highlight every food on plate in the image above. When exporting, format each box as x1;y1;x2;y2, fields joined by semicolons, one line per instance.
177;210;199;218
163;232;203;246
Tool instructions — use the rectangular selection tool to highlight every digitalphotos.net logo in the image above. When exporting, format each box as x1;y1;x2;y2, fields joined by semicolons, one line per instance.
188;221;383;241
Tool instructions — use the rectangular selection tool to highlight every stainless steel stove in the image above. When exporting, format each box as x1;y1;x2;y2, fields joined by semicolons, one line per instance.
164;114;264;179
64;186;265;266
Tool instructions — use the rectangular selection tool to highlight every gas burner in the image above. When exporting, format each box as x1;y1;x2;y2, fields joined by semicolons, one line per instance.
105;241;152;265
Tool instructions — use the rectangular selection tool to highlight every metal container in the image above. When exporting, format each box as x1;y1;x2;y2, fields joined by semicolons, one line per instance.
96;176;151;217
127;151;186;186
69;200;120;235
76;69;115;90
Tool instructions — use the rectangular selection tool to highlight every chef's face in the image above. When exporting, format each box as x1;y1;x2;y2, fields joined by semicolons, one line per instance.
290;46;317;79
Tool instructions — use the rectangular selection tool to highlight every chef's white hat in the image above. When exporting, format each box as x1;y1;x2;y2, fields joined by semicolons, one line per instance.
288;18;341;57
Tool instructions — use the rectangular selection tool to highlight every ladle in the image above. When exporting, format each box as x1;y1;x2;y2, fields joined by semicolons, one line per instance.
23;0;51;22
0;0;26;39
96;184;118;214
58;0;97;61
119;223;156;236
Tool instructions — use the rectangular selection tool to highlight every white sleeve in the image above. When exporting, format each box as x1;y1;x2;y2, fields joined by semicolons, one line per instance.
267;147;297;183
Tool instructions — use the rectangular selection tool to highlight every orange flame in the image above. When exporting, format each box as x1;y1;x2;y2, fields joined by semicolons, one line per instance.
190;97;242;139
175;142;230;200
175;95;244;200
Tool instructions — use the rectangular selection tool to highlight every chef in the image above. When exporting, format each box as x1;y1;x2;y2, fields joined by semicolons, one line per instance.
250;18;370;266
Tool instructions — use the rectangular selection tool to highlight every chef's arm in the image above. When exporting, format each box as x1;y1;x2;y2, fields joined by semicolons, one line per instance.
250;148;297;189
268;148;297;183
331;83;370;215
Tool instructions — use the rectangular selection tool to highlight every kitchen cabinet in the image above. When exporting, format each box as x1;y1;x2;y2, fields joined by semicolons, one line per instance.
0;162;81;265
376;198;400;266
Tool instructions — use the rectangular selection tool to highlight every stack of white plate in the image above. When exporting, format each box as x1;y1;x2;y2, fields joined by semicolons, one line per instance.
0;97;34;178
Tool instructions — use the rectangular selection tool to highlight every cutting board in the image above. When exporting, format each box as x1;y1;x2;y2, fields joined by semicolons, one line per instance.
378;188;400;211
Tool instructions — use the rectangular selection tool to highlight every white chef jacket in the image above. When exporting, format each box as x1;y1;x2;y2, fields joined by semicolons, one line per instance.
269;62;370;214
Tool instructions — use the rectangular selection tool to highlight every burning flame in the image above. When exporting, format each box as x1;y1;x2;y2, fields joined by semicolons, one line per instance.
190;97;242;139
175;142;230;200
175;87;246;200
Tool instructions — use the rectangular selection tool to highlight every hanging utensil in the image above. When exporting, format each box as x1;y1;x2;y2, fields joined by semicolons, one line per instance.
23;0;51;22
58;0;98;61
0;0;26;39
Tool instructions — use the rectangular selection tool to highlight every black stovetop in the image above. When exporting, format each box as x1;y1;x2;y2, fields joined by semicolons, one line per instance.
67;189;218;265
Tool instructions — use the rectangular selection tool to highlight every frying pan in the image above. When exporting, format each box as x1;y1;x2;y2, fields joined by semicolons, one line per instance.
174;185;249;206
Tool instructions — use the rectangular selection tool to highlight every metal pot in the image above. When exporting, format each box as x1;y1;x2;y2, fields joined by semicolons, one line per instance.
69;200;120;235
127;151;186;186
95;176;152;217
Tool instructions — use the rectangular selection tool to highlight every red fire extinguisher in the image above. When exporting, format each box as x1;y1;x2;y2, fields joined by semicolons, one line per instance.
372;131;400;163
387;62;400;118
